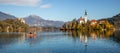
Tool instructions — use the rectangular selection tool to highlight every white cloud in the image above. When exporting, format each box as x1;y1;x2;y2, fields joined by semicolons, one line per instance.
0;0;52;8
0;0;41;6
40;4;51;8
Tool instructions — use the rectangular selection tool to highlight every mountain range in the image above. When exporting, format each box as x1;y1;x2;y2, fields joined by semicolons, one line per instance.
24;15;64;27
1;11;120;28
0;11;64;27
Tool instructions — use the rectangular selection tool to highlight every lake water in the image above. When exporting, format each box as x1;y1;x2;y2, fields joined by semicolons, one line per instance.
0;30;120;53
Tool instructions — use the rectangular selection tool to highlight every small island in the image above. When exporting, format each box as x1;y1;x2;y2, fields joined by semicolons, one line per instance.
60;11;115;31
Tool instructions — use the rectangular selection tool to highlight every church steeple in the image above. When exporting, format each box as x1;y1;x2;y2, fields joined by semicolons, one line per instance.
85;10;87;15
84;10;88;23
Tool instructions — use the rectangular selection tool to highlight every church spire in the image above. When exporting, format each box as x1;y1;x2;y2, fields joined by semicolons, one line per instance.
85;10;87;15
84;10;88;23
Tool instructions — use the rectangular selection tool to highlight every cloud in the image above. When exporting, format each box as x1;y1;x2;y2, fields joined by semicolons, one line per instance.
0;0;41;6
40;4;51;8
0;0;52;8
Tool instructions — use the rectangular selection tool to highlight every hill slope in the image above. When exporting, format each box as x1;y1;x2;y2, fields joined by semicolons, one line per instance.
0;11;16;20
100;13;120;28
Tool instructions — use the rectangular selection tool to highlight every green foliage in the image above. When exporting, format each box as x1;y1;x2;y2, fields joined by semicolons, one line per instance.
72;18;77;29
61;18;114;31
0;19;28;32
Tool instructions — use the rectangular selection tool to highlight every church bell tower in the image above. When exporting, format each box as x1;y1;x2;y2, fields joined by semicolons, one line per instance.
84;10;88;23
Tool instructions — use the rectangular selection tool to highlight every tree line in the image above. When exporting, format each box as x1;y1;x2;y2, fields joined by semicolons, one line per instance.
61;18;114;31
0;19;28;32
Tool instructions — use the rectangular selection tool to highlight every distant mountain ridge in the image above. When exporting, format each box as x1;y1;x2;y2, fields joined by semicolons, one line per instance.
24;15;64;27
0;11;64;27
0;11;16;20
24;15;44;25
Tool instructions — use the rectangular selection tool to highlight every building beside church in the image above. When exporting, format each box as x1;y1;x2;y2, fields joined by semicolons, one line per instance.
90;19;97;26
78;17;84;24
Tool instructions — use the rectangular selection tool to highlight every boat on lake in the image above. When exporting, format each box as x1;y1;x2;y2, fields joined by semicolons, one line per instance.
26;32;36;38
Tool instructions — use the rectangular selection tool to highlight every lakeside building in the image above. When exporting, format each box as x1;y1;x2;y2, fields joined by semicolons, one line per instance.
90;19;97;26
18;18;26;24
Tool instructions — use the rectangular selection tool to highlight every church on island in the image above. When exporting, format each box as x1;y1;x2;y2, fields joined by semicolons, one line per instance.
61;10;114;30
78;10;88;24
78;11;97;25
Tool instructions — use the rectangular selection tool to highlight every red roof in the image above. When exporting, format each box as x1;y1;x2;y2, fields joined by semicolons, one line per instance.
91;19;97;22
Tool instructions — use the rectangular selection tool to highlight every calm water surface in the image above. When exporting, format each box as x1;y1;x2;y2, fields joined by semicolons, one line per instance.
0;30;120;53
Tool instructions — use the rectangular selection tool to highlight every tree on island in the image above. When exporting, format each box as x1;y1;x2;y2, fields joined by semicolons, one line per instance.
61;18;114;31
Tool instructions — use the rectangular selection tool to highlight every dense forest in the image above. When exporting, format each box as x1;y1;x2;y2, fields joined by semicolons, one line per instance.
0;19;28;32
104;13;120;29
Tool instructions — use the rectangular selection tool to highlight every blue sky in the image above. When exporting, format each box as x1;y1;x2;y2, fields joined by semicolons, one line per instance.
0;0;120;21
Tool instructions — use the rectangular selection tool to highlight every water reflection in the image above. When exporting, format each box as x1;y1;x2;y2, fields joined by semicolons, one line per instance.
61;30;120;53
0;30;120;53
111;30;120;43
0;32;26;49
63;30;115;46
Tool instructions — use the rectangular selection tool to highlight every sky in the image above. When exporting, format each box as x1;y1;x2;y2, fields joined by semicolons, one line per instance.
0;0;120;22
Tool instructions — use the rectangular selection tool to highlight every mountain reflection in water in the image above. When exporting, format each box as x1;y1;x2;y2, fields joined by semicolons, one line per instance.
0;30;120;53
